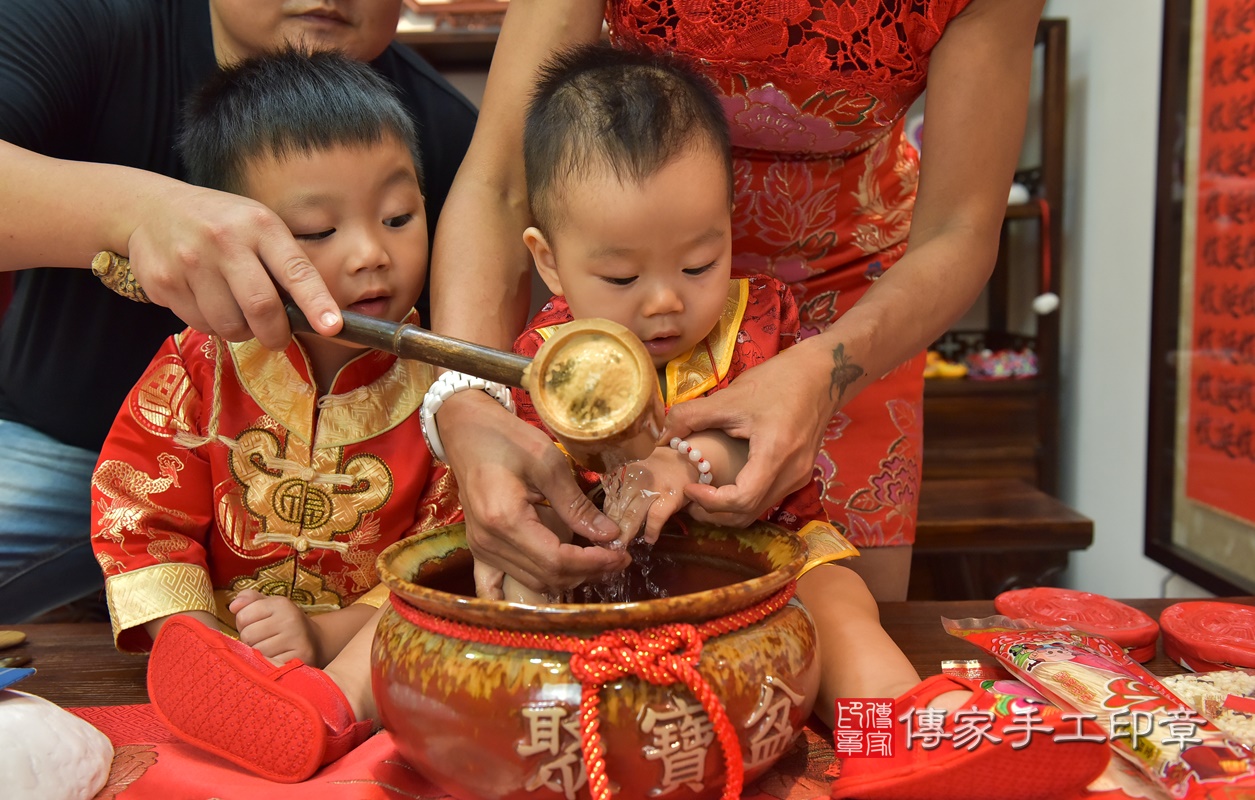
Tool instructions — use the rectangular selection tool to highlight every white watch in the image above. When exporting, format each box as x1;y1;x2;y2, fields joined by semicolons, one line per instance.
420;371;516;462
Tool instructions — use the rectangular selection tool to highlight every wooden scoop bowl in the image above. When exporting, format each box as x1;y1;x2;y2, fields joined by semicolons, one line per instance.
287;306;663;473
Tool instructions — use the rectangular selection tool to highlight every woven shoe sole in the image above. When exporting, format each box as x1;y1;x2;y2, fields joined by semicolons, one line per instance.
147;617;327;783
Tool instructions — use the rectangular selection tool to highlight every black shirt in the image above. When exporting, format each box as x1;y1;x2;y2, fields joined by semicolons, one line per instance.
0;0;477;450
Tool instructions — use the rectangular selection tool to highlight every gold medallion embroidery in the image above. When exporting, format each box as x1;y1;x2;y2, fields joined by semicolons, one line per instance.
128;355;197;438
223;428;394;557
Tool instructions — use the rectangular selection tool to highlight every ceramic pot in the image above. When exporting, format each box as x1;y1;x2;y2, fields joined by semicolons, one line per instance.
372;519;819;800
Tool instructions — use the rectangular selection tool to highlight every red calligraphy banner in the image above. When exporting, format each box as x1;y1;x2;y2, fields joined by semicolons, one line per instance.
1184;0;1255;521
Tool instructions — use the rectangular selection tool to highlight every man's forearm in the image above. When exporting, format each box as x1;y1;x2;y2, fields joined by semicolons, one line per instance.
0;139;174;270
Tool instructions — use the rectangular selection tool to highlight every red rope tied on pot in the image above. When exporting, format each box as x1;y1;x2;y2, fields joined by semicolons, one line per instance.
388;581;796;800
568;623;742;800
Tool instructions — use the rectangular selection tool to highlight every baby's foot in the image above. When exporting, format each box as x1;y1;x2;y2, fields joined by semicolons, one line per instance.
148;616;373;782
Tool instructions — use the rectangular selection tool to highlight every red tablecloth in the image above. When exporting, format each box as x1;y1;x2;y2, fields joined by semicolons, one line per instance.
73;704;837;800
71;702;1173;800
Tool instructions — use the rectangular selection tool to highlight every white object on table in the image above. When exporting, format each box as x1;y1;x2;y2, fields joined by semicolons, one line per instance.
0;690;113;800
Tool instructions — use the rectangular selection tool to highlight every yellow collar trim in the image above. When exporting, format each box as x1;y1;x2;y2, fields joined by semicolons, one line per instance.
228;340;431;448
665;279;749;406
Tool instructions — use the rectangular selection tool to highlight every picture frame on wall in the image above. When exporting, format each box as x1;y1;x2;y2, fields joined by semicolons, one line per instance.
1146;0;1255;593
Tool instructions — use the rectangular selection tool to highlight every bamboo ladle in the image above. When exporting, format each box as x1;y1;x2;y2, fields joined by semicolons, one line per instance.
287;306;663;473
92;250;663;471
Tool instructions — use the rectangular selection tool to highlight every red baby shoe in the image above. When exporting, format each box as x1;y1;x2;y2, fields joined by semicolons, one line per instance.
830;674;1109;800
147;616;374;783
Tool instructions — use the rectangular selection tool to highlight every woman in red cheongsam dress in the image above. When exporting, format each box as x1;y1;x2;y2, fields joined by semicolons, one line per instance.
429;0;1045;602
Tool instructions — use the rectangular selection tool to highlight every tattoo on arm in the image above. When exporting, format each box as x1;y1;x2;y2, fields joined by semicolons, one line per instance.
828;344;865;404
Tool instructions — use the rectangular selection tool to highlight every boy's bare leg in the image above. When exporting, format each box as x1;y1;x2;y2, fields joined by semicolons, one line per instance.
797;564;968;728
323;605;385;723
841;545;912;603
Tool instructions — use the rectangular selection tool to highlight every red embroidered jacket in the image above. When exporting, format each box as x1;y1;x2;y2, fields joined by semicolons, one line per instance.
91;322;460;651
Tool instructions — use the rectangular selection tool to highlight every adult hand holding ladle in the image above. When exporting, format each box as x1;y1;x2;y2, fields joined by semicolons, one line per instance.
93;251;659;596
285;306;664;475
93;250;664;472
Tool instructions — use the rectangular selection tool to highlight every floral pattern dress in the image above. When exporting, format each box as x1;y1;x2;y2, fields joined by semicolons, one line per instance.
608;0;976;546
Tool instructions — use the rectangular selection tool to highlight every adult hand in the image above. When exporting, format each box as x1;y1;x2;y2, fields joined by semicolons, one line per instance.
662;346;832;525
438;392;628;596
126;184;342;349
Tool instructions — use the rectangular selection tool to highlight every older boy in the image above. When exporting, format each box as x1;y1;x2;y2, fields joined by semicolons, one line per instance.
0;0;475;621
98;48;459;782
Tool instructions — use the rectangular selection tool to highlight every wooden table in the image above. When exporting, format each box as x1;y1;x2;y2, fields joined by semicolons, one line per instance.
6;597;1238;708
876;597;1209;681
911;478;1095;600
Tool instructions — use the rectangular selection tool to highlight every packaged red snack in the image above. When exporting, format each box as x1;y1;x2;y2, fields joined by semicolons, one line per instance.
995;587;1161;662
1162;670;1255;747
945;615;1255;798
1161;602;1255;672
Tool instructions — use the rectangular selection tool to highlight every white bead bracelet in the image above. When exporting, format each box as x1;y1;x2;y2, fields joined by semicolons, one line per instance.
669;436;714;485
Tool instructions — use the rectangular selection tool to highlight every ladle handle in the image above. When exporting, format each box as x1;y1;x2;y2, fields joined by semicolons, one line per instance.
286;305;530;388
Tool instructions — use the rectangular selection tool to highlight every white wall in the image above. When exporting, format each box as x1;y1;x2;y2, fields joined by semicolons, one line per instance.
1045;0;1177;597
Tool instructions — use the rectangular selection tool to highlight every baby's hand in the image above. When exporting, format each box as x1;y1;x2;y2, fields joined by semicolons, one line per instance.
603;446;698;545
229;589;317;666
